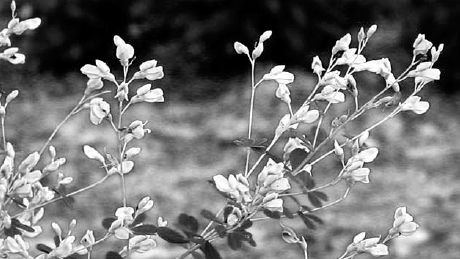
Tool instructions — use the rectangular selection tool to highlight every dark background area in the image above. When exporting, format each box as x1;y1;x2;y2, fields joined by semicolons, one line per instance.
1;0;459;99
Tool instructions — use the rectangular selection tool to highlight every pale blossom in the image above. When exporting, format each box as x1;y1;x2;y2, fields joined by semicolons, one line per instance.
389;207;419;237
114;35;134;66
413;34;433;56
89;98;110;125
400;96;429;114
133;60;164;80
131;84;164;103
263;65;295;85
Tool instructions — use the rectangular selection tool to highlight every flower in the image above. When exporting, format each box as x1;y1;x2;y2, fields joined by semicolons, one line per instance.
234;42;249;55
0;47;25;64
400;96;429;114
407;62;440;85
114;35;134;66
275;84;291;104
352;58;399;91
7;17;41;35
80;60;115;82
257;159;291;194
131;84;164;103
311;56;324;75
83;145;105;164
332;33;351;55
89;98;110;125
347;232;389;257
413;34;433;56
263;65;295;85
127;120;151;140
135;196;154;216
125;235;157;254
389;207;419;237
313;85;345;103
294;105;319;124
133;60;164;80
115;207;135;223
262;193;284;212
213;173;251;203
336;48;366;66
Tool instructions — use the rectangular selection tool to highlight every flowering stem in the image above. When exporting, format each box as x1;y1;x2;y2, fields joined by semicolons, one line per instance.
312;102;332;149
12;174;110;218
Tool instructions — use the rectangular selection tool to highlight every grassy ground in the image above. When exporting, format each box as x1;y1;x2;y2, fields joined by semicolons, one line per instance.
4;71;460;258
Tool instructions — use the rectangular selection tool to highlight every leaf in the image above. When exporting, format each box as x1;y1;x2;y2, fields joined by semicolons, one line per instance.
11;218;35;232
36;244;52;254
311;191;328;202
298;212;316;230
239;220;253;230
102;217;117;230
303;173;316;189
227;232;242;250
263;209;281;219
301;205;313;212
307;192;323;207
105;251;123;259
131;224;157;235
191;251;205;259
54;235;60;247
4;227;21;237
131;213;146;226
200;209;222;223
214;225;227;237
283;207;295;219
233;137;267;149
157;227;189;243
304;214;324;225
223;206;234;220
289;148;309;170
200;241;222;259
177;213;199;234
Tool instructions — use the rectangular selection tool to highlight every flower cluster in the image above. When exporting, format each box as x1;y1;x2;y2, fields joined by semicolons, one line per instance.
0;0;40;64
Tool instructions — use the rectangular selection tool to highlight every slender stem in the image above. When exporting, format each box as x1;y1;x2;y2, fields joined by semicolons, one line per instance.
12;174;110;218
244;60;257;176
246;137;278;178
39;95;86;156
252;187;351;222
1;116;6;150
117;100;127;207
312;102;332;149
199;208;223;236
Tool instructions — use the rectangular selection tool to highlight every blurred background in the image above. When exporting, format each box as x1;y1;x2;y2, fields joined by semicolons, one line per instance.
1;0;460;258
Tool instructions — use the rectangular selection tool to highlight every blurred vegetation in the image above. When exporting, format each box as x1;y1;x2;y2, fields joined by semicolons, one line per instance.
1;0;459;99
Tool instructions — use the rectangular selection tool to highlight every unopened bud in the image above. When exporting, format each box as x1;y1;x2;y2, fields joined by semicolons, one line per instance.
358;27;365;42
233;41;249;55
5;90;19;105
366;25;377;38
252;43;264;59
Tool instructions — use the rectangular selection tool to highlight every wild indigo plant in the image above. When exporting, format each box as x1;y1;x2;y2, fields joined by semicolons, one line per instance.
0;1;443;258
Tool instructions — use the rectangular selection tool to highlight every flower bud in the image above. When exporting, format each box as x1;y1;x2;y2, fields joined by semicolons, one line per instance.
233;41;249;55
366;25;377;39
83;145;105;164
252;43;263;59
259;30;272;43
5;90;18;105
358;27;365;42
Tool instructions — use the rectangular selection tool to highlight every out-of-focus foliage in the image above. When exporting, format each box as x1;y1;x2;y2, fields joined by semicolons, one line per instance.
0;0;458;97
